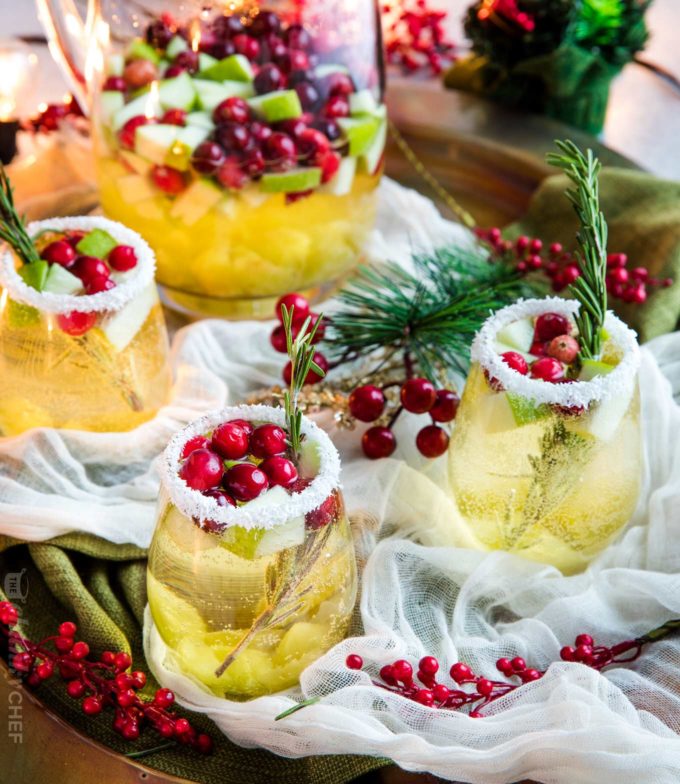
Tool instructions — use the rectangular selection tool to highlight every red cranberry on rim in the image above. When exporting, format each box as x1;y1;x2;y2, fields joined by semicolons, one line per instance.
227;418;255;437
203;488;236;508
180;448;224;491
362;426;396;459
181;435;210;459
223;463;269;501
276;292;309;323
250;424;287;458
534;312;571;342
57;311;97;336
260;456;298;488
211;421;250;460
530;357;565;383
213;97;250;125
429;389;460;422
73;256;110;284
349;385;385;422
108;245;137;271
547;335;579;364
192;142;226;175
86;276;116;294
501;351;528;375
416;425;449;458
400;378;436;414
41;240;76;268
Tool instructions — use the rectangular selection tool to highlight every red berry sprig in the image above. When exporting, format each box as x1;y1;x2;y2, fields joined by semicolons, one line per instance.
24;95;85;134
0;601;213;754
476;227;673;306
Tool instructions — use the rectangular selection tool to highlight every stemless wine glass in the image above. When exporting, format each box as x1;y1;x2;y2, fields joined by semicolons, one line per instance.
449;298;642;574
39;0;386;318
147;404;358;699
0;216;171;435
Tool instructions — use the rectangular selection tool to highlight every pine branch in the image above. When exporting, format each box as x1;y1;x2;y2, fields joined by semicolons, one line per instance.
546;140;608;361
0;165;41;266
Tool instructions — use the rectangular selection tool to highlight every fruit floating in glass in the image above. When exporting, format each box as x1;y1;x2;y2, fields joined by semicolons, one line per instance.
148;405;358;699
0;217;171;435
39;0;386;318
448;298;642;574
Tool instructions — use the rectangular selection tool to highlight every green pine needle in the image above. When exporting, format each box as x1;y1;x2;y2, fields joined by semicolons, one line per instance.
281;305;325;458
546;139;608;360
0;165;41;266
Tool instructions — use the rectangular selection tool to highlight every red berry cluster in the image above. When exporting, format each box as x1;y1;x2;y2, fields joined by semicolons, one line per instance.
477;227;672;305
24;96;85;134
382;0;456;75
476;0;536;32
0;602;212;753
344;630;648;716
269;292;328;384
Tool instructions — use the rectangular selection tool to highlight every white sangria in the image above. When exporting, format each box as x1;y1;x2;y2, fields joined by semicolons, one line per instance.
0;214;171;434
449;298;642;574
148;405;357;699
87;1;385;318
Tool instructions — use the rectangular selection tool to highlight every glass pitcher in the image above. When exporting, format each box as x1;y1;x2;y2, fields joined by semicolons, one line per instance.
38;0;386;319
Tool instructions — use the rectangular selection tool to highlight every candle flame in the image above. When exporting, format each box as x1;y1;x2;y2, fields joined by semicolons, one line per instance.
189;20;202;53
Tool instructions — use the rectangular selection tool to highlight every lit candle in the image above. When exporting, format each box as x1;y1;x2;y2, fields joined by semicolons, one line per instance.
0;40;38;164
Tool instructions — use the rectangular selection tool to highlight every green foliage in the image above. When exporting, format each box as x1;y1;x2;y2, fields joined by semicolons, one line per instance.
0;165;41;266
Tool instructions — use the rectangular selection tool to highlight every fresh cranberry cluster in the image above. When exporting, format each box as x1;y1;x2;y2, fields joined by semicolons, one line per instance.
23;95;85;134
0;602;212;752
382;0;456;75
344;630;648;716
477;227;672;305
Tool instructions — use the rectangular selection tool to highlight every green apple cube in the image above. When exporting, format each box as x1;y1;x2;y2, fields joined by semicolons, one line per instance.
159;72;196;111
496;318;535;354
134;124;180;165
194;79;255;111
165;126;210;171
186;111;215;131
43;264;83;295
578;358;616;381
314;63;350;78
166;35;188;59
198;53;218;73
350;89;379;116
117;174;157;203
360;117;387;174
338;116;381;157
101;91;125;125
101;282;157;352
119;149;152;176
203;53;254;82
321;155;356;196
106;53;125;77
126;38;161;66
112;93;160;130
260;167;322;194
249;90;302;123
76;228;118;259
506;392;550;426
584;389;632;442
18;260;49;292
170;179;222;225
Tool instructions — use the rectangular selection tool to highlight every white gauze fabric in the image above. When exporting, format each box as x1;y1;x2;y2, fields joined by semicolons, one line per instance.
3;179;680;782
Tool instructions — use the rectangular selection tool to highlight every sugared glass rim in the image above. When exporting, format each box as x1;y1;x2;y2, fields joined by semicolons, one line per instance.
160;404;342;531
471;297;640;407
0;216;156;315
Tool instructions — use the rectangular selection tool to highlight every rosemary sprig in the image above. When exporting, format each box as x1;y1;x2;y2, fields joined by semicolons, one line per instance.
0;165;41;266
546;140;608;361
281;304;325;459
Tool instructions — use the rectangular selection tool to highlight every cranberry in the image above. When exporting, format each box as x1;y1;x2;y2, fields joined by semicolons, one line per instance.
213;97;250;125
216;157;247;190
562;265;580;284
346;654;363;670
211;421;250;459
534;312;572;342
174;50;199;74
547;334;579;364
415;689;434;706
276;292;309;323
261;455;298;487
312;118;342;142
146;19;173;48
123;59;158;89
71;641;90;659
209;39;236;59
181;435;210;459
530;357;565;383
501;351;528;375
250;423;287;457
277;49;310;74
283;351;328;385
450;662;472;682
103;76;126;92
161;108;187;126
419;656;439;675
264;132;297;170
326;72;354;97
261;35;287;64
215;122;252;152
119;115;149;150
164;64;186;78
251;10;281;37
151;165;186;195
306;490;340;529
212;15;244;38
56;310;96;336
320;151;341;183
433;684;451;702
415;425;449;458
195;734;213;754
250;120;273;143
285;24;311;50
192;141;227;175
153;688;175;708
179;448;224;491
324;95;350;118
297;127;330;164
292;81;320;111
530;340;548;357
349;385;385;422
82;696;103;715
392;659;413;682
108;245;137;272
59;621;77;637
86;275;116;294
254;63;285;94
429;389;460;422
73;255;110;284
607;252;627;268
223;463;269;501
270;324;290;353
277;118;308;139
228;418;255;437
476;678;494;697
400;378;436;414
41;240;76;268
203;487;236;515
242;147;266;178
361;426;396;459
233;34;260;61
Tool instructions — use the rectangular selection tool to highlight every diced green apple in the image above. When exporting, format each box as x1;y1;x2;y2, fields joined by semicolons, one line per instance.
194;79;255;111
100;91;124;124
360;117;386;174
165;126;210;171
260;167;322;194
249;89;302;123
112;92;160;130
170;178;222;225
134;123;180;165
119;149;152;176
186;111;215;131
578;358;616;381
18;261;49;291
338;115;381;157
106;53;125;77
350;89;379;116
321;155;356;196
43;264;83;295
117;174;157;203
126;39;161;66
202;53;254;82
506;392;550;426
584;387;633;442
198;53;218;73
101;281;157;351
159;72;196;111
166;35;188;59
76;228;118;259
496;318;535;354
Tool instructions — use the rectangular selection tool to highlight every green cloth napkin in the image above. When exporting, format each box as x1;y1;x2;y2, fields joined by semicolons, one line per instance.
0;534;387;784
508;168;680;342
